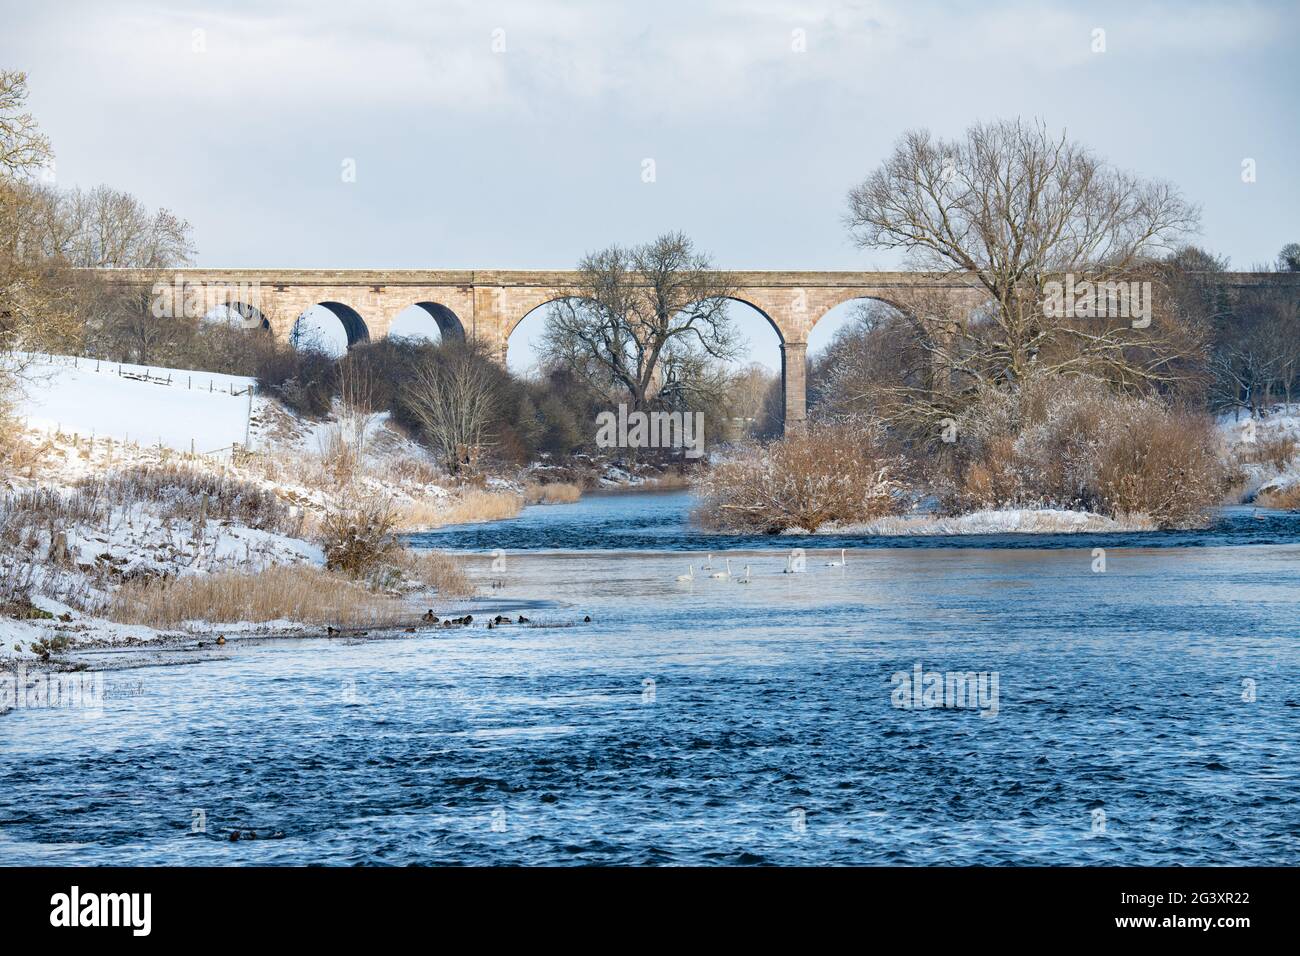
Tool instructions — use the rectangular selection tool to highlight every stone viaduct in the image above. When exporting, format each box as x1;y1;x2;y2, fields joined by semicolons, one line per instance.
95;268;989;428
89;268;1297;428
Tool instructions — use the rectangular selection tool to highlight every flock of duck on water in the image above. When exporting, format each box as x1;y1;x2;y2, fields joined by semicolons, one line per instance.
674;549;848;584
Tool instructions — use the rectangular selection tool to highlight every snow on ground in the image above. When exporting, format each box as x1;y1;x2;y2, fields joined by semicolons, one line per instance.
823;508;1152;536
2;355;472;666
1218;403;1300;501
17;354;257;455
0;592;167;667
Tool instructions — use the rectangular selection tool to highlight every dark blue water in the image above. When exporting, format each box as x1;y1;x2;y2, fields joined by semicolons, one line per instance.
2;493;1298;865
408;490;1300;553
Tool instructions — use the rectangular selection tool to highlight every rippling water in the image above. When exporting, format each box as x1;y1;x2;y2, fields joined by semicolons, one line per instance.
409;490;1300;553
2;493;1297;865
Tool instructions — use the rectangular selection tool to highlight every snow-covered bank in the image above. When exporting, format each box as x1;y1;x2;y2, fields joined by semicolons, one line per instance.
1219;404;1300;506
18;354;258;455
821;508;1154;536
0;354;497;667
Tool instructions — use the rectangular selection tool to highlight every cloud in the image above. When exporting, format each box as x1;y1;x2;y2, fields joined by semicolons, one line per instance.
9;0;1290;121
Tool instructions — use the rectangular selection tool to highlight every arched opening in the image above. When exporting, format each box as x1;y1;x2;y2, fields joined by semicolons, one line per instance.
507;294;789;437
202;301;270;331
805;296;928;420
715;297;785;439
291;302;370;356
388;302;466;343
505;298;571;377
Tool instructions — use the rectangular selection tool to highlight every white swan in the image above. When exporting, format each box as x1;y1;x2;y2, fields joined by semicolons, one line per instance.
675;565;695;582
702;553;714;570
710;558;732;580
736;564;751;584
825;548;846;567
782;554;805;574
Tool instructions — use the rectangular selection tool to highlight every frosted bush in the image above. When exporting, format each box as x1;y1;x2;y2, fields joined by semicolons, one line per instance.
695;424;902;533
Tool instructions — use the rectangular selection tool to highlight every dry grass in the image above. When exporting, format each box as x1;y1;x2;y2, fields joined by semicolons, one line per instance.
388;488;523;529
521;480;582;505
1257;483;1300;510
1236;434;1298;472
389;498;454;531
392;549;476;596
439;488;523;525
695;424;902;533
107;564;411;628
632;473;694;492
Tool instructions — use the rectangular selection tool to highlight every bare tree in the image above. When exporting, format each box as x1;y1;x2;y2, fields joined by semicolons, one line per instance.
320;352;382;480
0;71;59;376
1211;285;1300;413
57;185;194;269
1279;243;1300;273
541;232;739;412
846;119;1202;407
403;345;502;472
0;70;50;177
721;362;778;440
809;300;930;428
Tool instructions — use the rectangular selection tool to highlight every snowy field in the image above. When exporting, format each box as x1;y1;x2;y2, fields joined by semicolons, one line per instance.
16;355;256;454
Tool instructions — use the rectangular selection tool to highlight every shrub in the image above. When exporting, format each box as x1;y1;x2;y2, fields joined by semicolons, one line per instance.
88;463;297;534
1094;406;1224;528
695;424;902;533
947;376;1225;528
320;499;401;577
256;345;337;419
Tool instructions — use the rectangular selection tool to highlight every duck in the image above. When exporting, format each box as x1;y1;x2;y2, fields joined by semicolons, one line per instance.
675;565;695;582
422;609;438;623
516;615;529;624
709;558;732;580
825;548;846;567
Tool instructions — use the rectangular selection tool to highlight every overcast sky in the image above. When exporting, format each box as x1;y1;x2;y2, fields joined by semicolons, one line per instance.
3;0;1297;366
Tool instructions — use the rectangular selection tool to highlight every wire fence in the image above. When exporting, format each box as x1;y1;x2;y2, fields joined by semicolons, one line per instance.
32;352;255;397
27;353;259;455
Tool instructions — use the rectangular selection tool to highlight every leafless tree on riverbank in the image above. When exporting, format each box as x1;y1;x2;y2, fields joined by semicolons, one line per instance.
845;119;1205;428
541;232;740;412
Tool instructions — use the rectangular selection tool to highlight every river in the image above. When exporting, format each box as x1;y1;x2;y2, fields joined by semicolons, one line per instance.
2;491;1297;864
